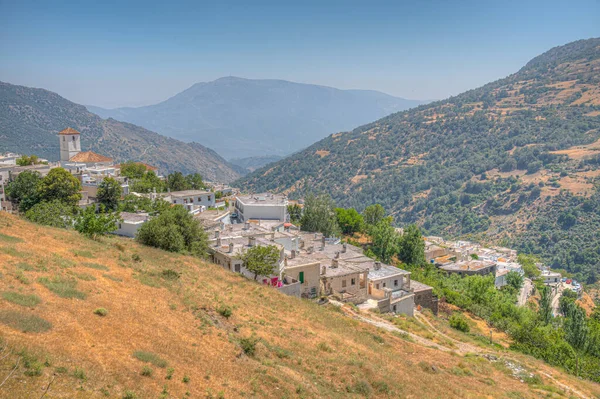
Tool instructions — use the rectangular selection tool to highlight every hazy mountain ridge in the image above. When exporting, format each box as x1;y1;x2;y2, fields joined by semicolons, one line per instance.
88;77;426;158
0;81;241;182
229;155;284;172
236;38;600;282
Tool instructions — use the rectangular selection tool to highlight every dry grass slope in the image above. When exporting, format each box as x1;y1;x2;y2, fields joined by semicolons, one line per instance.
0;213;599;398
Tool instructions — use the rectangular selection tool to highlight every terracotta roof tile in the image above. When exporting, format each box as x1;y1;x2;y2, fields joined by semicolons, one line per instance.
69;151;113;163
58;127;81;135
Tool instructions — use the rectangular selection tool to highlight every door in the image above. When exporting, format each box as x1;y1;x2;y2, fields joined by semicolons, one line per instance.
299;271;304;284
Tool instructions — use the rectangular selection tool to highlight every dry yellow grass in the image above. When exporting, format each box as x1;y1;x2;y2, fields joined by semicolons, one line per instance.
0;213;599;398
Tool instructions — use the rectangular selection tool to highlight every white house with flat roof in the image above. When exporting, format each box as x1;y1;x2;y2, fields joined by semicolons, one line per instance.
234;193;288;222
113;212;150;238
170;190;215;208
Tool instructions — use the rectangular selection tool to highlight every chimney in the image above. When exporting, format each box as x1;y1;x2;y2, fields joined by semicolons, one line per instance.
244;221;250;230
217;237;222;247
374;261;381;271
299;239;305;249
314;233;318;239
291;250;296;259
321;236;326;250
214;230;220;239
335;251;340;259
308;246;314;254
321;265;327;275
331;259;339;268
284;256;288;266
228;242;234;253
229;224;233;232
271;232;275;239
248;237;256;247
342;243;347;253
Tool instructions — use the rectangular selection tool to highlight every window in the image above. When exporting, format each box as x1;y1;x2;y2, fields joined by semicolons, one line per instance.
394;279;398;287
383;282;386;288
63;136;65;141
342;280;347;288
198;197;201;202
173;200;176;204
72;136;76;141
184;199;188;204
376;283;380;289
299;271;304;284
208;196;212;201
351;278;355;286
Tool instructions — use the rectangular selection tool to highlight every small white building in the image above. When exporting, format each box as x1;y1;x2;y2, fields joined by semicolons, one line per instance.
234;193;288;222
541;269;562;285
114;212;150;238
170;190;215;209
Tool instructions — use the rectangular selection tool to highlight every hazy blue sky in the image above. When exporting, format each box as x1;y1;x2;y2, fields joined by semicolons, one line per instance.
1;0;599;108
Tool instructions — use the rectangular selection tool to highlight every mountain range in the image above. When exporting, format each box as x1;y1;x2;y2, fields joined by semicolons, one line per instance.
88;77;426;159
236;38;600;283
0;82;243;182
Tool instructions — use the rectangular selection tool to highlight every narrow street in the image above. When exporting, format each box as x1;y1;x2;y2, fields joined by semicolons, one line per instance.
518;278;533;306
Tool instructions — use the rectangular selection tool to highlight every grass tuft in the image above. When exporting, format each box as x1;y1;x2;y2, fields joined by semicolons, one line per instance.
82;262;110;271
0;310;52;332
0;233;24;243
133;351;168;368
38;276;87;299
2;291;42;307
73;249;94;258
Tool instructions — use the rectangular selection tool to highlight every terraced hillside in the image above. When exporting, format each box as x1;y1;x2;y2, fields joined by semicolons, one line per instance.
1;213;599;398
237;38;600;283
0;82;242;182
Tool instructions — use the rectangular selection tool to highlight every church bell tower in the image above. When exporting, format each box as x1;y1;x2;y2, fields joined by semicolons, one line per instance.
58;127;81;162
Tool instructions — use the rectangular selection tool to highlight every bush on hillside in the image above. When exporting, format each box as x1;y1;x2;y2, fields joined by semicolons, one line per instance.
136;205;208;257
449;313;470;333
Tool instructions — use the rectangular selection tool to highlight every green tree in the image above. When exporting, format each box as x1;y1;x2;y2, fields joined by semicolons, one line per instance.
563;303;590;376
38;168;82;206
335;208;364;235
240;245;281;280
185;173;205;190
16;154;39;166
130;171;165;193
397;224;425;266
506;271;524;290
287;204;302;224
539;285;553;325
25;200;75;228
5;170;42;212
119;194;169;214
136;205;208;256
518;254;542;279
300;193;340;237
97;177;122;211
363;204;385;226
74;206;120;239
119;161;147;179
370;218;398;264
167;172;189;192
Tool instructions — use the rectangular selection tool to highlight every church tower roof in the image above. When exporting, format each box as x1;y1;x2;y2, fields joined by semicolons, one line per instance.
58;127;81;135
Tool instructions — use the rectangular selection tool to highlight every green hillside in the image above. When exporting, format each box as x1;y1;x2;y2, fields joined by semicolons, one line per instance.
0;82;242;182
236;38;600;282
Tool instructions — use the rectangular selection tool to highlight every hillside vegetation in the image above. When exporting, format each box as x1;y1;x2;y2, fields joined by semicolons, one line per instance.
0;82;242;182
1;213;599;398
237;38;600;283
88;77;426;158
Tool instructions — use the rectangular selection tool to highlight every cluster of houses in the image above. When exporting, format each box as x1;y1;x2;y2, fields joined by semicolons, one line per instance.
2;127;581;316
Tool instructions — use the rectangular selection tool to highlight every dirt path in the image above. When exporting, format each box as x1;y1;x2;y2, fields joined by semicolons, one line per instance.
518;278;532;306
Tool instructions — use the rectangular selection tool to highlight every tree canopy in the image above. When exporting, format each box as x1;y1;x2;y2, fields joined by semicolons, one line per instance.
300;193;340;237
240;245;281;280
97;177;122;211
37;168;81;207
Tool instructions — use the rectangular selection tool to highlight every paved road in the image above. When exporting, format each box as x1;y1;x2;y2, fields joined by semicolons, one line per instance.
551;283;565;316
518;278;533;306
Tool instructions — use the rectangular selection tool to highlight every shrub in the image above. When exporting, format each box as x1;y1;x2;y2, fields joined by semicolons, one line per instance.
182;375;190;383
2;291;41;307
165;367;174;380
161;269;180;280
217;304;232;318
347;380;373;396
317;342;333;353
131;254;142;262
141;366;153;377
94;308;108;317
38;276;86;299
25;200;74;228
0;310;52;333
20;350;44;376
122;391;137;399
449;313;470;333
133;351;168;368
239;337;258;356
